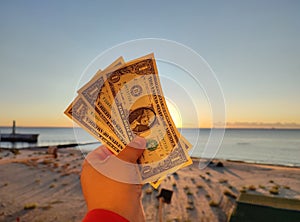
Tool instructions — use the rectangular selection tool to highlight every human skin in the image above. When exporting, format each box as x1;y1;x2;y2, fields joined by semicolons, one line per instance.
81;137;146;222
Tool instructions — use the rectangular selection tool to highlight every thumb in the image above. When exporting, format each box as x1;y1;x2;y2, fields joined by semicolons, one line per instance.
117;136;146;163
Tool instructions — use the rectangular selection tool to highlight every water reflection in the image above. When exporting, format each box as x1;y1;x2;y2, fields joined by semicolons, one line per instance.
0;141;38;149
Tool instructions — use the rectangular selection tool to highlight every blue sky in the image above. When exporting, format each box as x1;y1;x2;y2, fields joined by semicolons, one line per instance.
0;0;299;128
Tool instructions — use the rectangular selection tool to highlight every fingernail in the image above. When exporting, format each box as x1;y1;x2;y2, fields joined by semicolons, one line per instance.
129;136;146;149
96;146;112;162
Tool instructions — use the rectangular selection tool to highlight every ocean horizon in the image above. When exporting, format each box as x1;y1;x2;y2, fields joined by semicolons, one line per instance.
1;127;300;167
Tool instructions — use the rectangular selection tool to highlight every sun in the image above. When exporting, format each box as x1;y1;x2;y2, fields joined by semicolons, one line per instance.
166;99;182;128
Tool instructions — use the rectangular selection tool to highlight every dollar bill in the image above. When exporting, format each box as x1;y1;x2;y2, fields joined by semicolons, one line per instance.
64;97;125;154
66;53;193;185
77;57;128;145
90;53;192;181
80;54;163;144
77;57;125;93
140;139;192;183
150;155;193;189
105;55;191;149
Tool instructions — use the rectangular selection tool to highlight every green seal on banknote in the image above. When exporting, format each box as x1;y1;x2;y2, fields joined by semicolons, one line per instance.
146;139;158;151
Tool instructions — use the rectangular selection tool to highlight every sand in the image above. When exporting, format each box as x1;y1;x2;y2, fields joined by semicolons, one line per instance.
0;148;299;222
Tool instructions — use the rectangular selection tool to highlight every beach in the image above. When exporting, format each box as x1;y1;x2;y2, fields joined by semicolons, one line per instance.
0;148;300;222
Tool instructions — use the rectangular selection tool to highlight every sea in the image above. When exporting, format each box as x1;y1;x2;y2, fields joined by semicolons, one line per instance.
0;127;299;167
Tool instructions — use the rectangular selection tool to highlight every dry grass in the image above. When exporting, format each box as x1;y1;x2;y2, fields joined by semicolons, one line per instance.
228;185;234;190
219;178;228;183
183;186;189;191
199;174;205;179
187;199;194;205
240;187;247;193
269;186;280;195
205;194;211;199
145;188;153;195
50;200;64;204
62;163;70;169
39;205;52;210
223;189;237;199
196;184;203;189
11;149;20;155
40;159;53;166
186;190;193;196
209;200;219;207
248;185;256;191
24;203;38;210
186;205;194;210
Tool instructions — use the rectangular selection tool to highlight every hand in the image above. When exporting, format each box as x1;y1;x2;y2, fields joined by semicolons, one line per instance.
81;136;146;222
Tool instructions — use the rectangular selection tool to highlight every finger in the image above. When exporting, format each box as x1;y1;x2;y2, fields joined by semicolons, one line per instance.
117;136;146;163
87;145;113;162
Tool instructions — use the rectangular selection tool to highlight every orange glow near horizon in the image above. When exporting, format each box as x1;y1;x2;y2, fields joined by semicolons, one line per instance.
2;116;299;129
1;107;300;129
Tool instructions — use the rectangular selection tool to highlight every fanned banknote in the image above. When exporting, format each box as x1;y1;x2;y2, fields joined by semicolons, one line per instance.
78;59;128;145
65;53;193;186
64;97;125;153
65;57;127;153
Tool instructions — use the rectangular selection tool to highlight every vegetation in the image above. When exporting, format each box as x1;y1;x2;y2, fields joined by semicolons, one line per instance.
39;205;52;210
24;203;38;210
216;161;224;167
186;205;194;210
248;185;256;191
223;189;237;199
228;185;234;190
183;186;189;191
219;178;228;183
240;187;247;193
186;190;193;196
196;184;203;189
11;148;20;155
269;185;279;195
205;194;211;199
209;200;219;207
145;188;153;195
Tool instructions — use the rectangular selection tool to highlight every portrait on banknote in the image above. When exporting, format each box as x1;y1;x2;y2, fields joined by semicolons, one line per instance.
129;107;156;133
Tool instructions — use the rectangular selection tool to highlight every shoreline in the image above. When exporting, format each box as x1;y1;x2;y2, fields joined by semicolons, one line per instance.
2;144;300;169
1;147;300;221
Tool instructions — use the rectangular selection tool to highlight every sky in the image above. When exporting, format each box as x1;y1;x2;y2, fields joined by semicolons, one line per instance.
0;0;299;128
